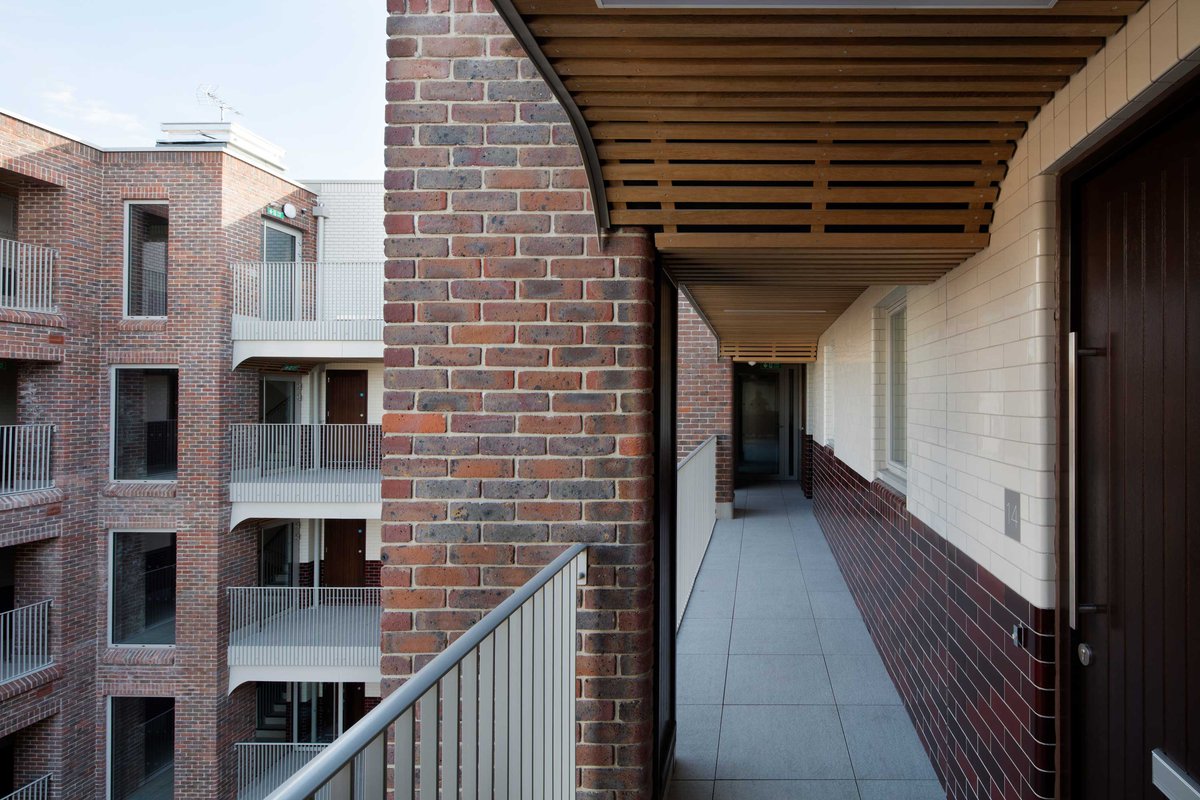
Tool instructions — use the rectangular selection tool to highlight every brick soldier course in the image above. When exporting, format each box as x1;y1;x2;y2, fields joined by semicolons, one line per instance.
383;1;659;795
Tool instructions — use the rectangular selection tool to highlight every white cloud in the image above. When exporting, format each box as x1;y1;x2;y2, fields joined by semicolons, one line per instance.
39;84;152;144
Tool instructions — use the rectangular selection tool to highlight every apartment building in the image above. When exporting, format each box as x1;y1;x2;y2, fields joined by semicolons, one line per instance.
0;112;387;800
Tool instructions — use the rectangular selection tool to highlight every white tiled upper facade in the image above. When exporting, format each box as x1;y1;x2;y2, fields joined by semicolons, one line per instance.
809;1;1199;609
306;180;385;262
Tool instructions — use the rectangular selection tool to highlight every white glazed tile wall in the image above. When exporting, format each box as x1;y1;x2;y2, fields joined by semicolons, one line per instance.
811;8;1198;609
305;180;386;262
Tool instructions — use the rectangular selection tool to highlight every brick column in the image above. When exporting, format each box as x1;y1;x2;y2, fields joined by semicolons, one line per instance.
676;294;734;515
384;2;658;796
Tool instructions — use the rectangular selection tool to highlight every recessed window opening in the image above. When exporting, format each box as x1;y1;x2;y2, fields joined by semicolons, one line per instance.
124;203;169;317
112;368;178;481
109;696;174;800
110;531;176;646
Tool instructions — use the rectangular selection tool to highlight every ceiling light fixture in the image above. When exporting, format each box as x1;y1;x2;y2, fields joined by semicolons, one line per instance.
722;309;828;314
596;0;1057;8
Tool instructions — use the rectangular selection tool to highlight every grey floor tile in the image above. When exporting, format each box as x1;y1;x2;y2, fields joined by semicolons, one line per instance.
724;654;833;705
713;780;860;800
733;589;812;619
839;706;938;781
694;566;739;593
857;780;946;800
729;617;822;654
715;705;853;780
678;618;733;654
736;568;806;594
678;654;728;704
825;653;901;705
675;704;723;780
683;590;736;619
816;618;877;655
669;781;715;800
809;591;862;619
797;553;841;571
802;566;850;592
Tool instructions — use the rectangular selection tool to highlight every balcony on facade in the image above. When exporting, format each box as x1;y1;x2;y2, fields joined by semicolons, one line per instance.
0;425;53;498
231;261;384;367
227;586;381;688
229;423;382;527
0;774;50;800
0;599;52;687
0;240;55;316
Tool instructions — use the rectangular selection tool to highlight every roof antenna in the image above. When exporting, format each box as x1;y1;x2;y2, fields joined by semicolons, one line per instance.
196;85;242;122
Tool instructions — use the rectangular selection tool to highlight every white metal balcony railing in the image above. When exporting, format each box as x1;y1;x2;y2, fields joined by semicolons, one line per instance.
0;600;52;684
0;774;51;800
230;424;382;504
676;436;718;627
232;261;384;341
228;587;382;669
237;743;338;800
0;424;54;497
0;240;56;314
263;544;588;800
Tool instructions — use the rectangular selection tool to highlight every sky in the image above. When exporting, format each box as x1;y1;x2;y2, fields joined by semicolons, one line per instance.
0;0;385;179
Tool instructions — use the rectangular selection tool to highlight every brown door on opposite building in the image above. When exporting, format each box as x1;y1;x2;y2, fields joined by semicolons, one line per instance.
324;370;368;468
322;519;365;587
342;683;366;731
1071;94;1200;798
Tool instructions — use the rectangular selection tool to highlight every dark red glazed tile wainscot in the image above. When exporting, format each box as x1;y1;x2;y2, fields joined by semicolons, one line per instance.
812;443;1055;800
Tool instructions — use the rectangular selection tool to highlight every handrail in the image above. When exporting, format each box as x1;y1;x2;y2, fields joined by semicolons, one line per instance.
0;240;56;313
677;434;718;472
0;773;51;800
0;424;55;496
0;599;53;683
265;543;588;800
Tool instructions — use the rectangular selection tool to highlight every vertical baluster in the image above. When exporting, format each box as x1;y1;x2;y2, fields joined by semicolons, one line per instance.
521;602;534;799
462;648;478;800
552;572;562;798
494;621;509;800
418;687;438;800
507;612;521;800
479;636;494;800
442;666;460;798
532;589;544;800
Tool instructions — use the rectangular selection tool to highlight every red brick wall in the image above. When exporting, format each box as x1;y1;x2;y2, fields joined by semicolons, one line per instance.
384;2;658;795
675;294;733;506
813;443;1055;800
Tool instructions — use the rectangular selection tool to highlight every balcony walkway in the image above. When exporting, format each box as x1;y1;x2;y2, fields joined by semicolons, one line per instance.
671;482;945;800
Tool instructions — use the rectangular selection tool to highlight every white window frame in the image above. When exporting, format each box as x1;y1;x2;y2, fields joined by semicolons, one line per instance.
122;200;170;319
107;529;177;649
109;365;179;483
883;296;908;482
262;218;302;261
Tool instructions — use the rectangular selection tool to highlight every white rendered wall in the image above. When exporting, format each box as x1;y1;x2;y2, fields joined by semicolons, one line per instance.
811;5;1199;609
305;180;385;262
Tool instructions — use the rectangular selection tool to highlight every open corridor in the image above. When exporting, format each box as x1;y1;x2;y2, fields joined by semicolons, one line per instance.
671;483;944;800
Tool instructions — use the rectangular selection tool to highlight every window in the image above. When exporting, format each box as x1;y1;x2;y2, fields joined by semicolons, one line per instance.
885;303;908;474
124;203;169;317
110;532;176;646
112;368;178;481
109;697;174;800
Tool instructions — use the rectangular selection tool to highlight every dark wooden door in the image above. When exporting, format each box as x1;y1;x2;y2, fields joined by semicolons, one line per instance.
341;683;366;731
325;370;368;468
322;519;365;587
1072;97;1200;798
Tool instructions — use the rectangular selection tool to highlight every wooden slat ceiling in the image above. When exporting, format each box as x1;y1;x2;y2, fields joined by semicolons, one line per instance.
505;0;1142;361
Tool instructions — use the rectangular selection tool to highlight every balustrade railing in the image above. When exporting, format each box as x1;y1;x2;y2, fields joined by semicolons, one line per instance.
677;436;718;627
0;599;53;684
0;424;54;496
0;774;51;800
0;240;55;313
229;424;381;504
228;587;381;668
237;743;333;800
231;261;384;341
263;544;587;800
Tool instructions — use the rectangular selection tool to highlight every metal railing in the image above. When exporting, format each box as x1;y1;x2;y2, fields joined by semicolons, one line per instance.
0;600;53;684
237;744;333;800
228;587;382;668
0;240;55;313
232;261;384;341
230;424;382;504
0;774;51;800
677;436;717;627
0;424;54;496
264;544;588;800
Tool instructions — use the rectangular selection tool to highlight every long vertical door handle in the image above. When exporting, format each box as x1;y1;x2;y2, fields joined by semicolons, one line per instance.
1069;332;1079;629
